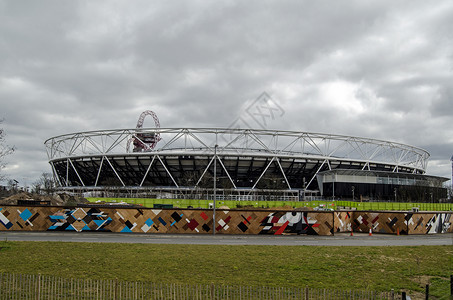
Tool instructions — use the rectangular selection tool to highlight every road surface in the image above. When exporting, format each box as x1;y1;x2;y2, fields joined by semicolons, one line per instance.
0;231;452;246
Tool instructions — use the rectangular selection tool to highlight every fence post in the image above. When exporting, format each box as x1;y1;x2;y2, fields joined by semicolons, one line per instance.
37;274;41;300
450;274;453;299
114;278;118;300
425;284;429;300
402;291;406;300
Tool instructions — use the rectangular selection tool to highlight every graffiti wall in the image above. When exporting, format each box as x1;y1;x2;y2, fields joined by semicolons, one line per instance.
0;206;451;235
406;213;452;234
337;211;453;234
334;212;353;233
258;211;334;235
0;206;334;235
347;211;409;235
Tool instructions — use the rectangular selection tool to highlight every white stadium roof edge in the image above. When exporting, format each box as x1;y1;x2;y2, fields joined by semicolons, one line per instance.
44;127;446;198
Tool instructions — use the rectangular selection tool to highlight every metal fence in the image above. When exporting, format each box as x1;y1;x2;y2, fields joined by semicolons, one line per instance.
336;201;453;212
0;273;400;300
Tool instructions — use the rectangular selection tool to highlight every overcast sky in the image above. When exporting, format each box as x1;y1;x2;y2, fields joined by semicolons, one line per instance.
1;0;452;187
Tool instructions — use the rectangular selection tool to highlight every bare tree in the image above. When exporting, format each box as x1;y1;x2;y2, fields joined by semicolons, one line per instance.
32;172;56;195
7;179;19;192
0;120;15;182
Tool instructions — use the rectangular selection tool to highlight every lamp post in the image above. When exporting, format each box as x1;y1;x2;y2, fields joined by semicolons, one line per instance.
213;144;217;235
351;186;355;201
332;174;335;201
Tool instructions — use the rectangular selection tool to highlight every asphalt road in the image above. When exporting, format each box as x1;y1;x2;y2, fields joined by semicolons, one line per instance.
1;231;452;246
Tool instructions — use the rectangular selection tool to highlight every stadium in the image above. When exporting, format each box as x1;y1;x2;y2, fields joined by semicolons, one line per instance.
44;111;448;202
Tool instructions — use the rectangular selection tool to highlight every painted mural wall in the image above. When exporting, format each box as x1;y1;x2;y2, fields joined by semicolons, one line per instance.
406;213;452;234
336;211;453;235
0;206;334;235
0;206;451;235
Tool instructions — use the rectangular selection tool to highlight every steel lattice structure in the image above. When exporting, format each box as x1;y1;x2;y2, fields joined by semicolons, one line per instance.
45;128;430;194
127;110;161;152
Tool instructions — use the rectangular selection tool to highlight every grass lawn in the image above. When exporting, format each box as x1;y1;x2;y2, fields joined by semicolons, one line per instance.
0;241;451;296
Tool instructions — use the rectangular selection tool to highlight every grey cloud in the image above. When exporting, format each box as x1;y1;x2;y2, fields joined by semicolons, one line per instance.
0;0;452;184
431;85;453;117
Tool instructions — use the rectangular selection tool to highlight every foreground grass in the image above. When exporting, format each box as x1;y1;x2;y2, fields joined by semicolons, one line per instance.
0;241;451;295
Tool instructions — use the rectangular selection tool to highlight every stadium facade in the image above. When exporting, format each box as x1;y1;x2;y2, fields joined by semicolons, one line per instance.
45;127;448;202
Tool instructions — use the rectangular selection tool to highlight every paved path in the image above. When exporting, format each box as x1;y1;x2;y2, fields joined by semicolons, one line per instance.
1;231;452;246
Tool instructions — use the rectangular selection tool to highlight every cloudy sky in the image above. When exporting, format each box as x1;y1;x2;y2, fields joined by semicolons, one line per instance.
1;0;452;187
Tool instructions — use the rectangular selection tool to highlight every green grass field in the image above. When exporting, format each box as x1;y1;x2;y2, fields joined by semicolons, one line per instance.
87;197;453;211
0;241;451;297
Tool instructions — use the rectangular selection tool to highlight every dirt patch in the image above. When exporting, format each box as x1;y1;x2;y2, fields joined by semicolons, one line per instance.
410;275;430;286
378;255;404;263
0;191;88;206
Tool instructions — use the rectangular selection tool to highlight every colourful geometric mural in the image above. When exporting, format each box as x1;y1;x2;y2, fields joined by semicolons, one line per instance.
406;213;452;234
349;212;409;235
334;212;353;233
0;207;54;231
0;206;451;235
48;208;112;232
342;211;453;235
259;211;334;235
